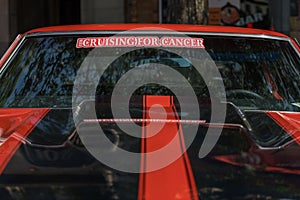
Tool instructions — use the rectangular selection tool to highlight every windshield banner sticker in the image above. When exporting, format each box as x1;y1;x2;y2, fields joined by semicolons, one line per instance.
76;36;205;49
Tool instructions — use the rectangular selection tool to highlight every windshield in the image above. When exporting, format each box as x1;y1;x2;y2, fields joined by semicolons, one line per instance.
0;34;300;112
2;32;300;200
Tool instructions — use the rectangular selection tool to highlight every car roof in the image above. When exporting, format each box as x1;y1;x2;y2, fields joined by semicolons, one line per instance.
25;24;288;38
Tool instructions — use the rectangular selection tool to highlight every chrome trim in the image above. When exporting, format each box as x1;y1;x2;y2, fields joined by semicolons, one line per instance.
26;30;290;42
290;37;300;58
294;37;300;46
0;36;26;75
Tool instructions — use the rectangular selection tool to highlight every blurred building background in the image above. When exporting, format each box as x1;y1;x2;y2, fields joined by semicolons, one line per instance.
0;0;298;56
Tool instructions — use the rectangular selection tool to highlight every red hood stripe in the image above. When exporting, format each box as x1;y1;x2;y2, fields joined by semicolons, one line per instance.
0;108;50;174
266;111;300;145
138;96;198;200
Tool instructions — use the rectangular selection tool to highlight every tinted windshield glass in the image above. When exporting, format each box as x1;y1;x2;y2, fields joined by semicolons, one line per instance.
0;35;300;111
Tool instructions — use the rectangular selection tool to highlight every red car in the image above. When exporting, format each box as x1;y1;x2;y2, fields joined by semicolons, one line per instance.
0;24;300;199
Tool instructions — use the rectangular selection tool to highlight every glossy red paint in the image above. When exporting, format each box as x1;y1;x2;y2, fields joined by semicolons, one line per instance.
0;108;50;174
266;111;300;145
139;96;198;200
25;24;288;38
0;34;23;68
291;38;300;52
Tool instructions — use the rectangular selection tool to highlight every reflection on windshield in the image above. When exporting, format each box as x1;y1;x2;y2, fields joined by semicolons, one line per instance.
0;35;299;112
